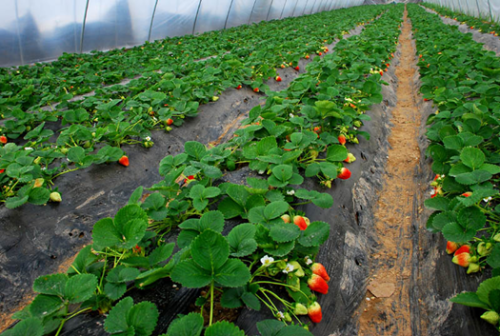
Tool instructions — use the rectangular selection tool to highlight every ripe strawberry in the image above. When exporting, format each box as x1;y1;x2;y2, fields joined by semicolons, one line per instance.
166;118;174;125
307;274;328;294
133;244;142;254
311;263;330;281
338;134;346;145
452;252;471;267
184;175;195;183
386;63;390;67
305;55;310;59
461;191;472;197
281;64;286;69
419;54;423;58
164;103;169;107
349;103;356;109
236;85;242;90
275;76;282;82
308;302;322;323
0;169;4;174
424;98;429;101
281;214;291;223
0;135;7;144
294;66;300;71
313;126;321;133
118;155;129;167
253;87;260;93
379;71;383;76
454;245;470;256
293;215;308;230
318;52;322;56
446;241;459;254
337;167;351;180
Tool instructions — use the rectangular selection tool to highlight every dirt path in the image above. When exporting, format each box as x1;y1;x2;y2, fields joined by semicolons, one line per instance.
357;8;425;336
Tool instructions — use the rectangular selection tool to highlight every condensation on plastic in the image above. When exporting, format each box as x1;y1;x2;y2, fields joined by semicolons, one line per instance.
194;0;232;34
82;0;156;53
424;0;500;20
150;0;199;41
1;0;364;67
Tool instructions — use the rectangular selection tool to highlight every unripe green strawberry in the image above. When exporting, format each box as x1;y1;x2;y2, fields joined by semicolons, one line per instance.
281;214;291;223
481;311;500;325
212;96;219;102
478;242;493;256
60;147;69;154
467;263;480;274
226;160;236;171
353;120;362;127
294;303;308;315
49;192;62;203
289;261;304;277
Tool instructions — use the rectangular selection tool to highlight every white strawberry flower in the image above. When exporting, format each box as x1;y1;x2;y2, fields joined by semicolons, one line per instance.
277;311;285;319
260;255;274;267
483;197;493;202
305;256;313;265
286;190;295;195
289;113;295;118
24;147;33;151
145;136;151;141
282;263;295;274
258;170;265;174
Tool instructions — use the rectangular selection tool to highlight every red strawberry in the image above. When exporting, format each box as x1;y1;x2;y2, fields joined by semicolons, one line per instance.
280;64;286;69
311;263;330;281
0;169;4;174
379;71;383;76
452;252;471;267
275;76;282;82
308;302;322;323
446;241;459;254
118;155;129;167
0;136;7;144
461;192;472;197
294;66;300;71
184;175;195;183
338;134;346;145
166;118;174;125
337;167;351;180
281;214;290;223
318;52;322;56
386;63;390;67
419;54;423;58
313;126;321;133
454;245;470;256
133;244;142;253
349;103;356;109
236;85;242;90
424;98;429;101
308;274;329;294
305;55;310;59
253;87;260;93
293;216;308;230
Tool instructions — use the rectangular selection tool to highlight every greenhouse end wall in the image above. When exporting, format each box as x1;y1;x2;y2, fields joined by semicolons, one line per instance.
0;0;364;67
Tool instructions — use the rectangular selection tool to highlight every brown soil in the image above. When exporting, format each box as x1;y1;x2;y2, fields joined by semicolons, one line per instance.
357;8;425;336
191;288;241;326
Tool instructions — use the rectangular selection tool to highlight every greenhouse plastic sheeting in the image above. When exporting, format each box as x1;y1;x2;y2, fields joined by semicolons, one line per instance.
0;0;363;67
424;0;500;21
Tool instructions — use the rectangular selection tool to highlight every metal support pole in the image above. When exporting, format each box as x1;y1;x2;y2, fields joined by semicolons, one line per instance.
457;0;463;13
487;0;494;21
302;0;310;15
224;0;235;29
148;0;159;42
291;0;299;16
475;0;482;17
14;0;24;65
192;0;203;35
280;0;289;18
310;0;318;13
248;0;258;24
318;0;325;11
266;0;275;20
80;0;90;54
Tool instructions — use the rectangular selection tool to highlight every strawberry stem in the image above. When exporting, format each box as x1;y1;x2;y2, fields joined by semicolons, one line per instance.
209;281;214;326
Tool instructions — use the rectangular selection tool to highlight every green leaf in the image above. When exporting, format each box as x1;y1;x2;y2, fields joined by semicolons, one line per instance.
431;211;456;231
171;259;212;288
214;259;251;288
424;197;450;211
166;313;204;336
104;282;127;301
200;211;225;233
28;187;50;205
29;294;64;319
241;292;261;311
185;141;206;160
312;193;334;208
326;145;348;162
257;137;278;155
264;201;289;220
204;187;221;198
479;163;500;175
67;146;86;163
128;187;143;205
442;222;476;243
256;320;286;336
489;289;500;312
218;197;244;219
104;297;134;334
269;223;300;243
33;273;68;296
461;147;485;169
272;165;293;182
65;274;98;303
298;221;330;246
221;287;244;308
191;230;229;271
205;321;245;336
487;244;500;268
5;195;29;209
2;318;44;336
107;266;141;283
127;301;159;336
450;292;490;310
477;276;500;307
227;224;257;257
227;184;250;206
148;243;175;266
455;170;492;185
264;240;295;257
457;206;485;230
443;135;463;150
276;325;313;336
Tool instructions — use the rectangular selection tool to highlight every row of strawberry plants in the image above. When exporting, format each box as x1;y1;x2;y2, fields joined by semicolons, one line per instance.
0;5;387;209
422;2;500;35
2;5;404;336
408;3;500;332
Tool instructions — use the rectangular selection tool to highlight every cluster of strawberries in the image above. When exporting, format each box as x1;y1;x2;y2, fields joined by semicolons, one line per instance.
446;241;493;274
